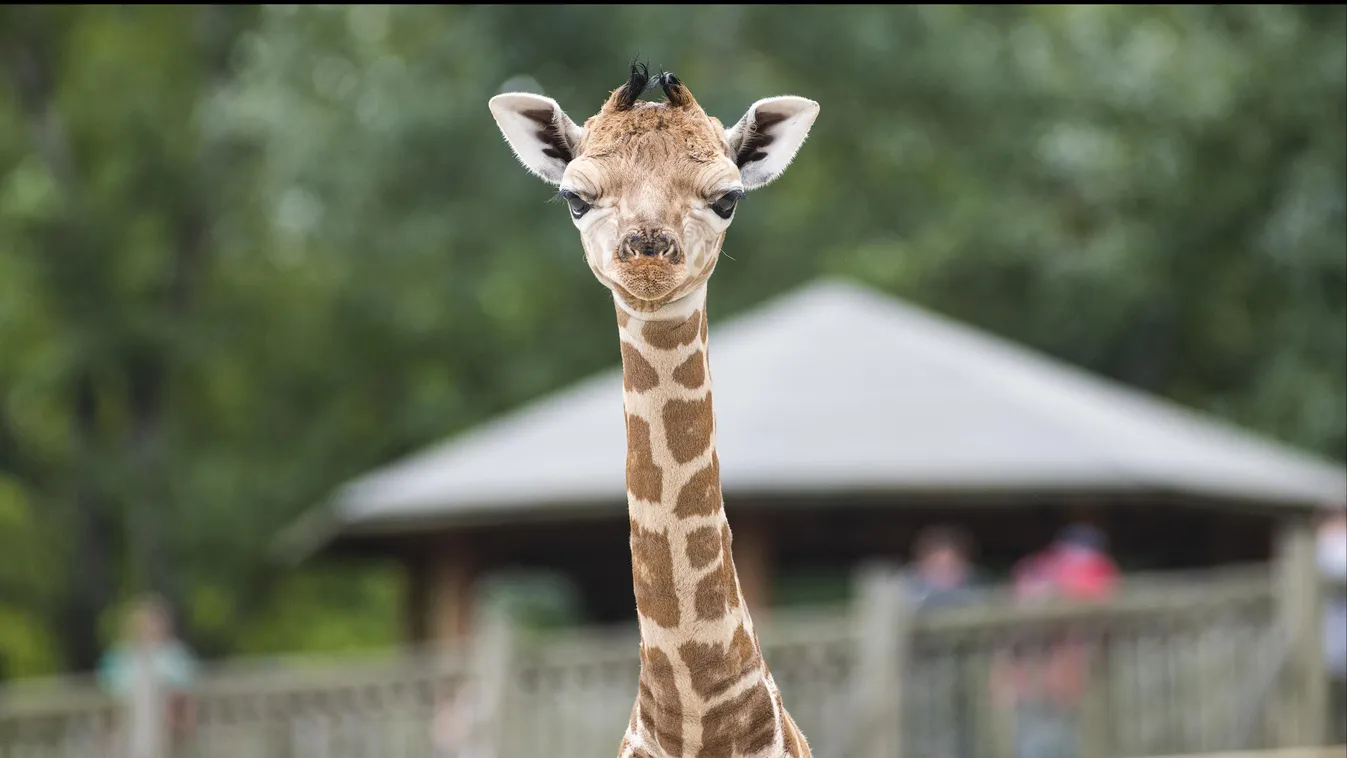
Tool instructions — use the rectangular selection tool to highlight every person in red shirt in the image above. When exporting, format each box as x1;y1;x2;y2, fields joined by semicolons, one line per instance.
993;524;1120;758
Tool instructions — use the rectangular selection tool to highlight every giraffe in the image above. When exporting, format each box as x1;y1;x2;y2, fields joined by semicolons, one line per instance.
488;64;819;758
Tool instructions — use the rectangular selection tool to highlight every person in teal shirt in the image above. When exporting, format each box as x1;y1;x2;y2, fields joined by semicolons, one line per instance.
97;595;198;758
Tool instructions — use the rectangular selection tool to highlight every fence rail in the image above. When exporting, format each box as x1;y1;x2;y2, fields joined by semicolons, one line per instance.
1;563;1342;758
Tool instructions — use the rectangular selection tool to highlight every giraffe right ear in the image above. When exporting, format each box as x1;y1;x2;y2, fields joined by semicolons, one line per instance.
488;93;584;185
725;96;820;190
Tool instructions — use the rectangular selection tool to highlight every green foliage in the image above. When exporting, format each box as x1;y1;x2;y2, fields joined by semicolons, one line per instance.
234;565;402;656
0;475;62;677
477;571;585;642
0;5;1342;676
775;569;852;611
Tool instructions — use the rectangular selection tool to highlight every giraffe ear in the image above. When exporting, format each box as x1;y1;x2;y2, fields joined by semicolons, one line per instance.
488;93;584;185
725;96;820;190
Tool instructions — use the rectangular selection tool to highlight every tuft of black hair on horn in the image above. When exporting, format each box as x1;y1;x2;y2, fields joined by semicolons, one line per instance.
614;60;653;111
659;71;692;107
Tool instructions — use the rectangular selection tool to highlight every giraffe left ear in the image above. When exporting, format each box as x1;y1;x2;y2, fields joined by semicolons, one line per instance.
725;96;820;190
488;93;584;185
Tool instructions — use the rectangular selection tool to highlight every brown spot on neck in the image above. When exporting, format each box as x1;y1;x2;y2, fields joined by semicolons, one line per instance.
663;393;714;464
637;645;684;755
630;518;679;629
679;624;761;700
674;453;721;518
672;349;705;389
642;309;702;351
625;414;663;502
699;679;777;755
694;523;743;622
621;342;660;392
685;525;722;569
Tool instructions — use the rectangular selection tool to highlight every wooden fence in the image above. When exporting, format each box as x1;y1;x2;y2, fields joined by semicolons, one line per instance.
1;564;1342;758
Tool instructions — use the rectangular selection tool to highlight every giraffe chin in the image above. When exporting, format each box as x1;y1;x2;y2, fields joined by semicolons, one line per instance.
613;258;686;304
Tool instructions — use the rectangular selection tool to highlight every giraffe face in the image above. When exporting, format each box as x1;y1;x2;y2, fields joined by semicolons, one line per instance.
559;101;740;308
489;65;819;311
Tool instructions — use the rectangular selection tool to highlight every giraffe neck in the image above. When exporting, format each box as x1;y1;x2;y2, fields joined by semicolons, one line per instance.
616;286;784;757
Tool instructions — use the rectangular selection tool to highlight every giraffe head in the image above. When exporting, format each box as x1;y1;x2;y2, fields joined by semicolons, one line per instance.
489;64;819;312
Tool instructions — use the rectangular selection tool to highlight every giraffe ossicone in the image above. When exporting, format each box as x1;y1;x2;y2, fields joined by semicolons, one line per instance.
489;63;818;758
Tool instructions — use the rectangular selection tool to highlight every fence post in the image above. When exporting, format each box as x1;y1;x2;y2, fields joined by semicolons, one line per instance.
120;651;171;758
853;561;912;758
1079;633;1114;758
1275;516;1327;746
465;603;515;758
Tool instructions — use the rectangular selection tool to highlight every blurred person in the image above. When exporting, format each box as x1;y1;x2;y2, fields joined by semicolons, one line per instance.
1013;524;1119;603
904;524;983;758
432;683;471;758
992;523;1120;758
905;524;981;610
97;595;198;758
1319;509;1347;743
432;682;494;758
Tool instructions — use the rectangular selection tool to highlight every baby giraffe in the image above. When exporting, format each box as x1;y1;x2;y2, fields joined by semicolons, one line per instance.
489;65;818;758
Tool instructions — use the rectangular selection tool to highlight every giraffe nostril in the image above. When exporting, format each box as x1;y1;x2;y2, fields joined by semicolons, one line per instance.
652;237;670;257
622;231;680;259
619;233;647;260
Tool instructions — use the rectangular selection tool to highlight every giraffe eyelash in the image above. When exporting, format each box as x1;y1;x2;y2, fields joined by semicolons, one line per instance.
556;188;593;219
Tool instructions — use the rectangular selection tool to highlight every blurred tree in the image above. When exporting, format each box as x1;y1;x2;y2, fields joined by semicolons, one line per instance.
0;4;268;670
0;4;1341;675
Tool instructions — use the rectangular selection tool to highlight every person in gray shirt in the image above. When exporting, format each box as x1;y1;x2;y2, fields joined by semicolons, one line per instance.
905;525;981;610
903;525;982;758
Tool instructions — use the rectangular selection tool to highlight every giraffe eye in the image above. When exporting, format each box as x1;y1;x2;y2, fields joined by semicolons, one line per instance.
710;190;743;220
558;189;592;219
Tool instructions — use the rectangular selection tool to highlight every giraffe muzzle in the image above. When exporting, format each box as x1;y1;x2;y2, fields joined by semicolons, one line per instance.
619;230;682;263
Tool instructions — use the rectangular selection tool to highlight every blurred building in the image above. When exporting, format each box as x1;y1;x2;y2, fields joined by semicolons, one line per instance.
276;279;1346;643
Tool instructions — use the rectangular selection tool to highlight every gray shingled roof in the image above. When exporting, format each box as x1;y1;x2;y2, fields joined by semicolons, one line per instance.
281;278;1346;557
